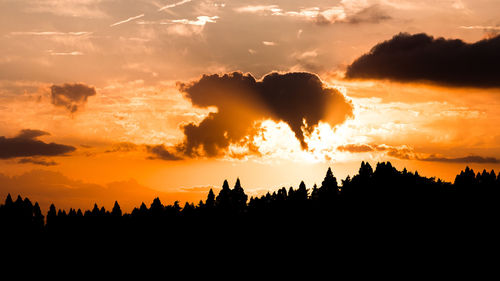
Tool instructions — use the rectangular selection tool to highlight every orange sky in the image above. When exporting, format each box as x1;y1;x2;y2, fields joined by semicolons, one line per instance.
1;0;500;212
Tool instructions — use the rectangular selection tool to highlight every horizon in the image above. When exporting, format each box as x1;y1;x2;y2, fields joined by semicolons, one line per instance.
1;0;500;213
0;161;495;213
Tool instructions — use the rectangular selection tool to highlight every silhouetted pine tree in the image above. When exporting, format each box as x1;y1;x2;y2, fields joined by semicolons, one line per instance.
216;180;232;213
318;167;338;205
2;161;500;241
231;178;248;213
112;201;122;217
206;188;215;209
33;202;44;232
47;204;57;232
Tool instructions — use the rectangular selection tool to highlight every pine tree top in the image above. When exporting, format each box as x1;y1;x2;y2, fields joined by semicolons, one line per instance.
234;178;242;189
222;180;230;190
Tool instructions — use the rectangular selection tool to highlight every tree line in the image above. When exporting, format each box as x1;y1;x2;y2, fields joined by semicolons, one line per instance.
2;161;500;240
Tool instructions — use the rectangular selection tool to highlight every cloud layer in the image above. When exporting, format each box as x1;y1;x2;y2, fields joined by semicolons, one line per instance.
0;129;75;159
50;83;96;113
146;144;183;161
346;33;500;87
338;143;500;164
235;2;392;25
176;72;353;157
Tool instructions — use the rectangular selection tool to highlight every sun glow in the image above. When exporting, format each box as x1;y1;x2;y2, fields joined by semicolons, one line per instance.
232;118;368;164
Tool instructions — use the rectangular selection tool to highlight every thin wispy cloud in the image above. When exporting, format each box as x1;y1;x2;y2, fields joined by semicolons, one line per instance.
234;2;391;25
234;5;282;14
11;31;92;36
171;16;219;26
48;51;84;56
460;25;500;30
262;41;276;46
24;0;107;18
158;0;192;12
110;14;145;27
138;16;219;26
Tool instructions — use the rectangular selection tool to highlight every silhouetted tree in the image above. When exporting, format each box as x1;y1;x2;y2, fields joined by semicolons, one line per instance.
318;167;338;206
112;201;122;217
206;188;215;209
5;193;13;207
216;180;232;213
2;161;500;242
296;181;308;201
47;204;57;231
33;202;44;232
231;178;248;213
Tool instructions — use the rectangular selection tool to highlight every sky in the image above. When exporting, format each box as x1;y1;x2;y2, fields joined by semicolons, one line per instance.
1;0;500;212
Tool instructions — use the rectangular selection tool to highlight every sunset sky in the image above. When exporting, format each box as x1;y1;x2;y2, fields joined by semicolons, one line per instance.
1;0;500;211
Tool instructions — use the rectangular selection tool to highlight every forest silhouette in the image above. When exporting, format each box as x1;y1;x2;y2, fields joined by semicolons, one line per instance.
2;161;500;245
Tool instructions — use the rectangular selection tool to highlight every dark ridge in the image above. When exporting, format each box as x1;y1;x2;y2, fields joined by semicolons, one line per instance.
2;161;500;255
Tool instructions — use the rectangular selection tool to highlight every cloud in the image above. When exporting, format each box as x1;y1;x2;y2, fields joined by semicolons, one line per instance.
25;0;107;18
234;2;391;25
137;16;218;36
346;33;500;88
460;25;500;31
110;14;145;27
0;129;75;159
460;25;500;40
176;72;353;157
158;0;192;11
170;16;219;26
337;143;500;163
337;143;415;159
138;16;219;27
104;142;183;161
50;83;96;113
17;158;58;166
262;41;276;46
146;144;183;161
337;143;376;153
11;31;92;36
346;4;391;24
105;142;139;153
234;5;282;14
420;155;500;164
48;51;84;56
16;129;49;140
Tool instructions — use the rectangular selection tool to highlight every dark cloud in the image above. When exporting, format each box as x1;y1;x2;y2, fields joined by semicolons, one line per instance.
315;4;391;25
177;72;353;157
105;142;139;153
0;129;75;159
17;158;58;166
104;142;183;161
347;4;392;24
315;14;332;26
16;129;49;139
421;155;500;164
346;33;500;87
146;144;183;161
386;147;414;160
338;143;500;164
50;83;96;113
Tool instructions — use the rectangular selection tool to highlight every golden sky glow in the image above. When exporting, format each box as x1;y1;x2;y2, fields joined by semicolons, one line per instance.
1;0;500;211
